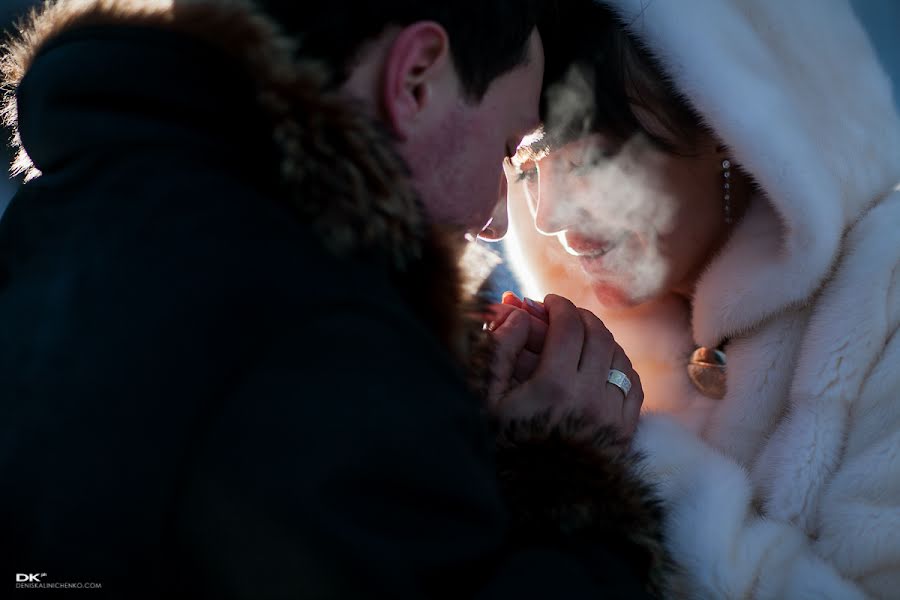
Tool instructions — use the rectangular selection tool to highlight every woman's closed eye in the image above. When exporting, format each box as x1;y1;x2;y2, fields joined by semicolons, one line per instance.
568;146;618;176
515;160;538;183
512;143;547;184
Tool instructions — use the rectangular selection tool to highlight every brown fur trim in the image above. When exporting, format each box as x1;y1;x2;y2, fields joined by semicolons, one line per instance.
2;0;423;269
1;0;491;363
496;413;676;598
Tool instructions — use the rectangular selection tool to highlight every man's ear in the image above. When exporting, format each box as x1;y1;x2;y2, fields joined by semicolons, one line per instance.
381;22;452;140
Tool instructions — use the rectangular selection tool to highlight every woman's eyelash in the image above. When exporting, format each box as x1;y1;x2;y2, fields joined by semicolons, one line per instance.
568;159;592;175
569;148;618;174
516;167;538;183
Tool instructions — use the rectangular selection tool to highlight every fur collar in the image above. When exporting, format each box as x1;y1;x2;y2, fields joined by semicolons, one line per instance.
2;0;491;370
3;0;425;267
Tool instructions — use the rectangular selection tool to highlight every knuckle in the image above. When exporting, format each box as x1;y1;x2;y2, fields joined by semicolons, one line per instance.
548;310;582;340
532;377;569;403
629;372;642;392
545;293;577;314
506;308;529;327
577;306;602;322
498;310;530;339
631;370;642;385
631;383;644;400
632;393;645;410
580;309;612;338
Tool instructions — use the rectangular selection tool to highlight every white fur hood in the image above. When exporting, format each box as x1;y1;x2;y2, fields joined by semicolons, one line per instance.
601;0;900;347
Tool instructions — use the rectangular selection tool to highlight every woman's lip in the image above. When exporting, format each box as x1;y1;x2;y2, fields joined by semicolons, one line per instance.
560;232;619;257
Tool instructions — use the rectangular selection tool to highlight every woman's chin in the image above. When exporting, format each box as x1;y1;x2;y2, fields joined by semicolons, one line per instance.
589;282;641;310
589;279;660;312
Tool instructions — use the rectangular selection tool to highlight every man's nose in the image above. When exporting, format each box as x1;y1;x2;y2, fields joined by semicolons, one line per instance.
479;170;509;241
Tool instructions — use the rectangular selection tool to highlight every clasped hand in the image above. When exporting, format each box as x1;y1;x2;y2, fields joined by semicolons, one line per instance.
485;293;643;441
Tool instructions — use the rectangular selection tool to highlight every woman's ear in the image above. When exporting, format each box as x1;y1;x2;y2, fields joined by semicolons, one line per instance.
380;22;451;140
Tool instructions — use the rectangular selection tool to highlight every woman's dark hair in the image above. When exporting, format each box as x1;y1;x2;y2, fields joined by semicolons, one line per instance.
538;0;707;153
257;0;546;101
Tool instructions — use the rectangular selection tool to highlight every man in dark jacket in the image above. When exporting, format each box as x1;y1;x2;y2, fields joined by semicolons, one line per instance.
0;1;670;597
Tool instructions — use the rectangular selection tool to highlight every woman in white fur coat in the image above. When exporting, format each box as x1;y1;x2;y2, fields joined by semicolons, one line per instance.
504;0;900;597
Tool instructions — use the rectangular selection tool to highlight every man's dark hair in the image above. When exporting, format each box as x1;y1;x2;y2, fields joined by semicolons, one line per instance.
257;0;545;100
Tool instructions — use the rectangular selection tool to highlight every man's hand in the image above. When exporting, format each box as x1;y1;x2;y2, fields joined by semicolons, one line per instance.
486;293;643;440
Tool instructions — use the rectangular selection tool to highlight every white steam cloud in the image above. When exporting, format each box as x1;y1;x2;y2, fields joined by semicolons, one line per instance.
511;64;683;307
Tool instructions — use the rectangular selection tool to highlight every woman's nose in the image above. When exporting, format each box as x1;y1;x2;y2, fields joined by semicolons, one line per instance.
533;165;574;235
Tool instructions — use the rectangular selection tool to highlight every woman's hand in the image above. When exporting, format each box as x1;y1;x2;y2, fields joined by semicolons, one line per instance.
486;293;643;440
485;299;546;393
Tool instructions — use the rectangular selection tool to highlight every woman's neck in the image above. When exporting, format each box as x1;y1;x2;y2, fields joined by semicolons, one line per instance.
671;168;754;304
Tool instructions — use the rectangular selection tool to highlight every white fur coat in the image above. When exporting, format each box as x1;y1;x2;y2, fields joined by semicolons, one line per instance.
506;0;900;597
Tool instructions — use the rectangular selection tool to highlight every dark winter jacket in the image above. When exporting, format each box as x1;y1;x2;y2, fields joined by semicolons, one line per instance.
0;1;672;598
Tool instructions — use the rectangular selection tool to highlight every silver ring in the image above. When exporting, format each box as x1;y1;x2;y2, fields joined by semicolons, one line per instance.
607;369;632;398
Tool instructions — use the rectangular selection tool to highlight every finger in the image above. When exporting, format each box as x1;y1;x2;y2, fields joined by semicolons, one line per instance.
523;313;547;354
576;308;616;379
488;305;547;353
578;342;634;437
609;344;634;377
606;346;638;433
523;297;549;323
535;294;584;376
621;370;643;438
608;345;635;392
512;349;541;382
486;303;518;331
605;345;634;400
502;291;525;309
487;310;531;406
